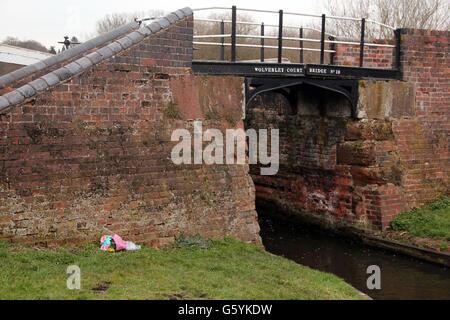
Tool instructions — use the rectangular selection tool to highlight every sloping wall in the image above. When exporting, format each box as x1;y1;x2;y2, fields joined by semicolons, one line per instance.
0;11;261;247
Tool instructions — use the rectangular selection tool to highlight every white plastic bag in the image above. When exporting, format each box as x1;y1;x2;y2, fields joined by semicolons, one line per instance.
125;241;141;251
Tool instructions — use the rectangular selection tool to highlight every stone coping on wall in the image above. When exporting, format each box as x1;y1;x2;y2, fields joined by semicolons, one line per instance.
0;7;193;114
0;22;140;90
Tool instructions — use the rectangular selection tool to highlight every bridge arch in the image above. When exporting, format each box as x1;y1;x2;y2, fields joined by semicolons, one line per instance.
245;78;358;118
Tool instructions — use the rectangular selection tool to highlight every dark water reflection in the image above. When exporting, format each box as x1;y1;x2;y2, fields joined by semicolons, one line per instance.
259;214;450;300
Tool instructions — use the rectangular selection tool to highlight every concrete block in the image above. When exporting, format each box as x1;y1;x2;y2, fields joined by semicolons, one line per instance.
85;52;103;64
165;13;179;24
0;74;14;89
116;36;133;50
157;18;170;29
0;96;10;110
173;10;185;19
29;78;49;92
97;46;114;60
180;7;193;16
42;72;61;86
4;91;25;105
76;57;93;70
53;67;72;81
65;62;83;75
148;22;161;33
357;80;416;120
136;27;152;37
107;42;122;54
127;31;145;44
16;84;36;98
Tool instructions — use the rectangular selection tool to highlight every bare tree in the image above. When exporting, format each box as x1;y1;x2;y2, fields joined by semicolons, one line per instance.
96;10;165;35
323;0;449;39
194;12;332;64
194;12;260;61
194;13;302;61
2;37;49;53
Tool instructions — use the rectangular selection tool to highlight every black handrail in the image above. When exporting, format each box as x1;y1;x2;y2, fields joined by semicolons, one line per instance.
395;29;402;71
220;20;225;61
194;6;399;71
278;10;284;63
260;23;265;62
231;5;237;62
329;36;336;65
299;27;304;64
320;14;326;64
359;18;366;67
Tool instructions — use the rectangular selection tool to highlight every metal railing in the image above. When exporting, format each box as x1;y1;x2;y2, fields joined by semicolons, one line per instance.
193;6;400;69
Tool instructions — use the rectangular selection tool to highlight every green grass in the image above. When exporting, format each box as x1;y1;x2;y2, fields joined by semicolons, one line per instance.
0;238;362;300
391;197;450;241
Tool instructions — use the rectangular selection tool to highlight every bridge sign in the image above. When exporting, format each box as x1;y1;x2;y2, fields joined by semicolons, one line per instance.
192;61;398;80
253;66;305;76
192;62;306;77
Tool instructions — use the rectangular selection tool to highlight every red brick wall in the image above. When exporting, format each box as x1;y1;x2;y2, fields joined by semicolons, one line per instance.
248;32;448;230
393;29;450;207
333;40;395;69
247;90;355;228
0;17;261;247
246;89;405;230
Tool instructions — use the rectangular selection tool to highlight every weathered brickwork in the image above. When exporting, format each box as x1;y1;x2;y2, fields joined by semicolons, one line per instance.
0;22;140;97
0;22;447;244
0;17;261;247
247;88;407;230
248;41;448;231
333;39;395;69
396;29;450;208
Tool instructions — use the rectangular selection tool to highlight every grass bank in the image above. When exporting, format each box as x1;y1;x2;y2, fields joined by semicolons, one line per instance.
388;197;450;252
0;237;362;300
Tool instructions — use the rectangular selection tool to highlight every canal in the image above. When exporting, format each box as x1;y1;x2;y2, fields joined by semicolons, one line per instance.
258;212;450;300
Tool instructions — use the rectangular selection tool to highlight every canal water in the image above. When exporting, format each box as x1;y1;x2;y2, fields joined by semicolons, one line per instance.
258;213;450;300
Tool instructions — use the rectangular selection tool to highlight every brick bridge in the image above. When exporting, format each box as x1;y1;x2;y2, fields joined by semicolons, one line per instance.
0;7;448;246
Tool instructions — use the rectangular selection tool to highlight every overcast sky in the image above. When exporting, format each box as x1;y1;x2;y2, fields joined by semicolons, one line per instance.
0;0;328;49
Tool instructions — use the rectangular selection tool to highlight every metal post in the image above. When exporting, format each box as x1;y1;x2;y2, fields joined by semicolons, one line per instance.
320;14;326;64
394;29;402;71
359;18;366;67
278;10;284;63
329;36;335;65
231;6;237;62
260;23;265;62
220;20;225;61
299;27;304;64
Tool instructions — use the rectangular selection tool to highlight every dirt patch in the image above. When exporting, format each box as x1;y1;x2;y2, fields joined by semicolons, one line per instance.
92;281;112;294
382;230;450;253
167;289;208;300
167;293;185;300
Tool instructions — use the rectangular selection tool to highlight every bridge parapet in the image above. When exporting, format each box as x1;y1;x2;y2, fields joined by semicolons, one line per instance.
192;6;400;79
